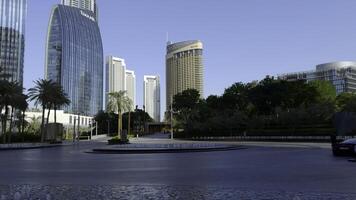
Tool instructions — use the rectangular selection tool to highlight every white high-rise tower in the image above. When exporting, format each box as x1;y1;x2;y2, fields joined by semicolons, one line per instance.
144;75;161;122
105;56;126;108
125;70;136;111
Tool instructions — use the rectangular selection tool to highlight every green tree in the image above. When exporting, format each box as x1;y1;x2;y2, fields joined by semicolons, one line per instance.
336;92;356;112
309;80;336;103
107;91;132;139
172;89;201;127
25;116;41;135
222;82;252;113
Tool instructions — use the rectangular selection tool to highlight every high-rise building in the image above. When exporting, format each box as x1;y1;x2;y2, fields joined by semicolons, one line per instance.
166;40;204;111
0;0;27;85
125;70;136;111
45;4;103;116
144;75;160;122
61;0;97;18
105;56;126;108
278;61;356;94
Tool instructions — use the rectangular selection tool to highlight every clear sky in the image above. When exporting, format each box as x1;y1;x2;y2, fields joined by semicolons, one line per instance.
24;0;356;113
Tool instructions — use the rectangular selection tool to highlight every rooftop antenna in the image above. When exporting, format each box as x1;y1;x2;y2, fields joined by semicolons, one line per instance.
166;32;172;45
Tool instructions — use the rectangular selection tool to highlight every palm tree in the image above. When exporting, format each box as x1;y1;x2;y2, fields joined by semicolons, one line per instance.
107;91;132;140
0;80;8;142
0;81;22;143
52;84;70;123
17;94;29;140
28;79;56;142
7;83;24;143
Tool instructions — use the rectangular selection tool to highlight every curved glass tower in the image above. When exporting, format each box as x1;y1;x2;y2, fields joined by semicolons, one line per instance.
0;0;27;84
45;5;103;116
166;40;204;110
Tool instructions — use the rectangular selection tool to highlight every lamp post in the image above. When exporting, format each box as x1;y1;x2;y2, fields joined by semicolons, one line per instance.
170;97;174;140
143;105;146;135
90;119;93;140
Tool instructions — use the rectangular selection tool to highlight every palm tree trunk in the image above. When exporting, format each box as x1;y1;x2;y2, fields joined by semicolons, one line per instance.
1;106;4;143
21;110;25;142
54;106;57;123
128;111;131;136
45;107;51;142
2;106;9;144
118;112;121;139
46;107;51;125
41;105;45;142
8;106;14;143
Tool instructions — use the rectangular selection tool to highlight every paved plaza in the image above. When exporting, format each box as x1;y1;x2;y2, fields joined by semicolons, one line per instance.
0;135;355;199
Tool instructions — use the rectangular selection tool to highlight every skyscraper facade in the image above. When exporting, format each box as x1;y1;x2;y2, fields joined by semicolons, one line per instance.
45;4;103;116
105;56;126;108
278;61;356;94
125;70;136;111
166;40;204;110
144;75;160;122
61;0;97;18
0;0;27;84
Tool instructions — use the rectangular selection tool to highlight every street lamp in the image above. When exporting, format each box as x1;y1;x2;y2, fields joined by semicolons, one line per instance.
90;119;93;140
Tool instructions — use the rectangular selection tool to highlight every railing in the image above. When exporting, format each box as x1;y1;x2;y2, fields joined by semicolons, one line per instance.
191;135;354;142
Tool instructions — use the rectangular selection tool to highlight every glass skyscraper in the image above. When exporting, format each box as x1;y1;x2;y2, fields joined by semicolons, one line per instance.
45;4;103;116
0;0;27;84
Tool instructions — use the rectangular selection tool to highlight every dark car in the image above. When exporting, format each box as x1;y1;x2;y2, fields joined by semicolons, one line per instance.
332;138;356;157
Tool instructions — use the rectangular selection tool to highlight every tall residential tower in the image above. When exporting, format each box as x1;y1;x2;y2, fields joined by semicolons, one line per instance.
105;56;126;108
105;56;136;110
144;75;160;122
0;0;27;85
166;40;204;111
125;70;136;110
45;3;103;116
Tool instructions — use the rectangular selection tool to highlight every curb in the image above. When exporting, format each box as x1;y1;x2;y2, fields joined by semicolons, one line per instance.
0;144;64;151
88;146;246;154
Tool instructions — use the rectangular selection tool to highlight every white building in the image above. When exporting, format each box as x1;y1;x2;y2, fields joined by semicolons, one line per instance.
25;110;92;128
144;75;160;122
105;56;126;109
125;70;136;111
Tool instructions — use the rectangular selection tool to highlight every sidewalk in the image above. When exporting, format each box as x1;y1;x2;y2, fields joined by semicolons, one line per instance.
0;136;109;151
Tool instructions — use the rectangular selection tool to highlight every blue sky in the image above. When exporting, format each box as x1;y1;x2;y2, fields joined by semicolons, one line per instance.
24;0;356;112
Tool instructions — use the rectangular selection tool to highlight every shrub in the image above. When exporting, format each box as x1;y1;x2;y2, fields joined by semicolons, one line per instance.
108;136;129;145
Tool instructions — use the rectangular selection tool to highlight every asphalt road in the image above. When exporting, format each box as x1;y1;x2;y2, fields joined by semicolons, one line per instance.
0;140;355;199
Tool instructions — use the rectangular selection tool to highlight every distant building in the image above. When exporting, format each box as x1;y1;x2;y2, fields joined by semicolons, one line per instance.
278;61;356;94
61;0;98;18
166;40;204;111
105;56;126;108
45;4;103;116
144;75;160;122
125;70;136;111
0;0;27;85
